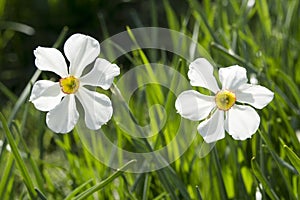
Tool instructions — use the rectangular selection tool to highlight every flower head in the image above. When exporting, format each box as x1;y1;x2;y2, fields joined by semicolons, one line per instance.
175;58;274;143
29;34;120;133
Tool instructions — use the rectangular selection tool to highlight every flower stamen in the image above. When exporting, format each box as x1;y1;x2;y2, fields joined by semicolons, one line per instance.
59;76;80;94
215;90;236;111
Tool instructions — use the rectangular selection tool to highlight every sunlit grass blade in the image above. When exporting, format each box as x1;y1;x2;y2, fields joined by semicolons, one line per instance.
265;147;297;199
187;0;219;43
152;192;168;200
0;152;15;198
256;0;272;36
284;145;300;174
64;179;93;200
163;0;179;30
189;22;199;61
0;112;36;199
125;27;157;83
73;160;136;200
195;185;203;200
35;188;47;200
251;157;280;200
277;70;300;107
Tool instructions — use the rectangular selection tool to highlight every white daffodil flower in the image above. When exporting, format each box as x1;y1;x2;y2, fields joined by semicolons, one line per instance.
29;33;120;133
175;58;274;143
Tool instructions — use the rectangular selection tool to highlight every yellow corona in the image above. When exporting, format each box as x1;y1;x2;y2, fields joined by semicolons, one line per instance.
215;90;236;111
59;76;80;94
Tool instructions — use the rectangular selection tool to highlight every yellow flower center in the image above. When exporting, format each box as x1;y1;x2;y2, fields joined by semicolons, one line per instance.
215;90;236;111
59;76;80;94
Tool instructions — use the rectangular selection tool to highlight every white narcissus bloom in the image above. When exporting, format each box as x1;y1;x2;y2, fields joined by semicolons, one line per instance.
175;58;274;143
29;33;120;133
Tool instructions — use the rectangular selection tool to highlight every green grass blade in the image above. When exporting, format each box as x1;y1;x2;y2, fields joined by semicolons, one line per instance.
0;81;18;102
73;160;136;200
166;167;191;200
277;70;300;107
0;153;15;198
284;145;300;174
187;0;219;43
195;186;203;200
0;112;37;199
64;179;93;200
7;69;41;124
156;169;180;200
213;148;228;200
251;157;280;200
152;192;168;200
256;0;272;36
0;0;6;17
35;188;47;200
0;21;35;35
142;173;151;200
163;0;179;30
12;121;45;193
211;42;258;73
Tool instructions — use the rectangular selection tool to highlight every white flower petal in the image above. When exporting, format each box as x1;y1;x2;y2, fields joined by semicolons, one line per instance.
225;105;260;140
197;110;225;143
236;84;274;109
46;95;79;133
80;58;120;90
219;65;248;90
175;90;215;121
29;80;65;111
34;47;68;77
188;58;220;93
64;34;100;77
76;87;113;130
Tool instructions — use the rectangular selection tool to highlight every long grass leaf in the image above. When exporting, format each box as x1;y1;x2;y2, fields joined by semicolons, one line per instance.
64;179;93;200
277;70;300;107
12;121;45;193
251;157;280;200
0;112;37;199
0;81;18;102
163;0;179;30
284;145;300;174
256;0;272;36
0;21;35;35
142;173;151;200
73;160;136;200
35;188;47;200
195;185;203;200
213;148;228;200
0;153;14;198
